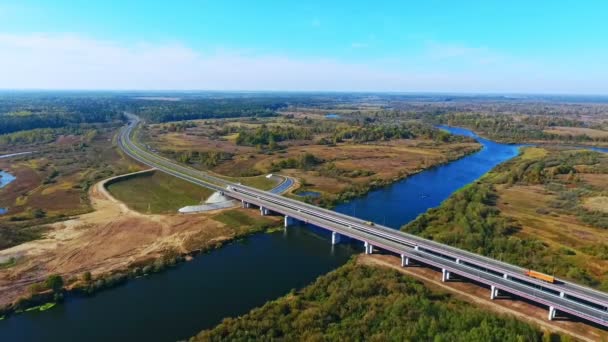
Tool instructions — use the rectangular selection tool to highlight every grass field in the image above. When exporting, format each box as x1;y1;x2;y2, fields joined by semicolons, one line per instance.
107;171;213;214
544;126;608;138
142;116;480;204
216;174;278;190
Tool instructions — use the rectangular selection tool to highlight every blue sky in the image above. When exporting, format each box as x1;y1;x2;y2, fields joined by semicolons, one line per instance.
1;1;607;93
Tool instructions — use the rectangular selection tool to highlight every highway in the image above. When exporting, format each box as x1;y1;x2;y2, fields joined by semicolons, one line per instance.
118;115;608;327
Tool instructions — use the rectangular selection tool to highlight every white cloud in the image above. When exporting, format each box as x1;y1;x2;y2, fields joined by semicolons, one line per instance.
0;33;605;93
0;33;422;91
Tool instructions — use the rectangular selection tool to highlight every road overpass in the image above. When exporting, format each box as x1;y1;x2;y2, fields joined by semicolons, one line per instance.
118;115;608;328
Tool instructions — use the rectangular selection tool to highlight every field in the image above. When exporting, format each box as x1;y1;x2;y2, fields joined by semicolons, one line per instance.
0;171;281;310
544;126;608;139
0;124;140;249
141;114;480;206
106;170;213;214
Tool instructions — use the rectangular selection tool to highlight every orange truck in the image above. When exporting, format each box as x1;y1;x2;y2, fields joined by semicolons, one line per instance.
524;270;555;283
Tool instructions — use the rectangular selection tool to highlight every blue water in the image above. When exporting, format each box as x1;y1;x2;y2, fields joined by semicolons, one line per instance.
586;146;607;153
0;126;521;341
334;126;521;228
0;170;16;215
0;170;16;189
325;113;341;119
296;190;321;198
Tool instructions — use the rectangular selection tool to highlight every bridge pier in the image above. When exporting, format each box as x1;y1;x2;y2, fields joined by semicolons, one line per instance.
284;215;295;228
490;285;499;300
559;292;565;298
364;241;373;254
401;254;410;267
260;207;269;216
331;231;341;245
548;306;556;320
503;274;509;280
241;200;250;208
441;269;451;282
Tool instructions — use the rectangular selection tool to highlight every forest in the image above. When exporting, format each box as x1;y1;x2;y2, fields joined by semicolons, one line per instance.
128;98;284;123
194;261;548;341
0;95;123;135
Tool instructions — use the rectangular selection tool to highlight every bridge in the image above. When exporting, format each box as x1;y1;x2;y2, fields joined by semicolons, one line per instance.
118;115;608;328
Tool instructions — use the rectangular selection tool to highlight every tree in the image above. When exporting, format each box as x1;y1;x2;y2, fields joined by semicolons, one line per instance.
45;274;64;292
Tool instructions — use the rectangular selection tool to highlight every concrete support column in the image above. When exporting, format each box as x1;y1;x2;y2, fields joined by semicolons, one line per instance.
401;254;410;267
559;292;565;298
414;245;419;251
548;306;556;321
441;269;450;282
260;207;269;216
331;231;341;245
364;241;373;254
241;200;249;208
284;215;293;228
503;274;509;280
490;285;499;300
455;258;460;264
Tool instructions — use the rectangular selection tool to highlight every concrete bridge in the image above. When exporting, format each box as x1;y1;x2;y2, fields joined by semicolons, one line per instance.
119;116;608;328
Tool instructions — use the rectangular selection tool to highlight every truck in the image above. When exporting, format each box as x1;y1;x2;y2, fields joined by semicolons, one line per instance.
524;270;555;283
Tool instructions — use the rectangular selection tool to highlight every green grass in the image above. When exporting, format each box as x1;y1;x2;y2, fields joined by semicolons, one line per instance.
218;174;278;190
22;302;56;313
38;302;56;311
212;209;277;232
213;210;256;228
107;171;214;214
0;257;17;269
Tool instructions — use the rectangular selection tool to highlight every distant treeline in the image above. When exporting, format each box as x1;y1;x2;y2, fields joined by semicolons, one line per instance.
129;98;286;123
230;120;469;148
0;96;123;135
434;113;608;143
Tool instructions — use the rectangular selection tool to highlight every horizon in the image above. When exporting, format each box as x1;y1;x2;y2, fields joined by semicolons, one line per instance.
1;1;608;93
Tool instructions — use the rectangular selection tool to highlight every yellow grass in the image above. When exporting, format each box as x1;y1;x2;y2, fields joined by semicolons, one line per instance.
41;182;74;195
497;185;608;278
519;147;547;160
583;196;608;213
544;126;608;138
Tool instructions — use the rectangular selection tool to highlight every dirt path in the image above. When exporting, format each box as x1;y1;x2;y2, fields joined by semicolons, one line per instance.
358;254;607;342
0;170;231;307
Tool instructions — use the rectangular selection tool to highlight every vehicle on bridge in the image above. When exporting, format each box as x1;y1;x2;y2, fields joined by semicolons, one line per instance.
525;270;555;283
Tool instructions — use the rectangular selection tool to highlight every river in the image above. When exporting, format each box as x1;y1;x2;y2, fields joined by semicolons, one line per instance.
0;127;521;341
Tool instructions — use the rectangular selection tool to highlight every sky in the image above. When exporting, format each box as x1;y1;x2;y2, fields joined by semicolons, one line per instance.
0;0;607;93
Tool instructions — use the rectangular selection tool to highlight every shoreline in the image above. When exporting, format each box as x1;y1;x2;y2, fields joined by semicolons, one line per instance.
0;141;482;320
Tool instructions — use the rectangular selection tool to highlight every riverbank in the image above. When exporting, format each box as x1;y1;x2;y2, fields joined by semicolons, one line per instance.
0;170;281;317
0;126;523;341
